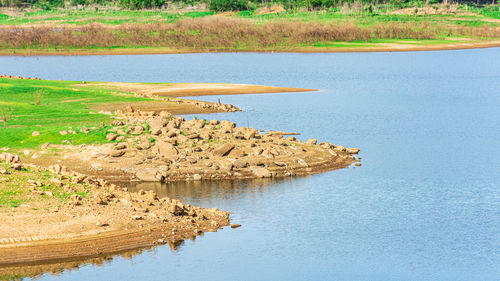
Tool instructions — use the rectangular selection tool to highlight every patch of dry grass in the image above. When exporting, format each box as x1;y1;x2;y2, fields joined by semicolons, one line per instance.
0;17;499;50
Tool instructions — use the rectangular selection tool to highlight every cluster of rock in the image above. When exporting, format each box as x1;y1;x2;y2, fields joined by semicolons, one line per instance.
0;74;40;80
0;152;231;238
66;107;360;182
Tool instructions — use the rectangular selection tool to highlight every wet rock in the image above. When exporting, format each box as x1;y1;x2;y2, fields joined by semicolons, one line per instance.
231;224;242;229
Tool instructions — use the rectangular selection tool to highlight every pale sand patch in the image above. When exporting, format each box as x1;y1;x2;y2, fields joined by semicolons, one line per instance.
77;82;315;97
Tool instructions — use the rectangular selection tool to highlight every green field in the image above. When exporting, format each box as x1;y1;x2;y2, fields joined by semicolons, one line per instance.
0;78;153;150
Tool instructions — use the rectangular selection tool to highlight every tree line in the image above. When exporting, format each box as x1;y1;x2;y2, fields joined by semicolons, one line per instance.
0;0;497;12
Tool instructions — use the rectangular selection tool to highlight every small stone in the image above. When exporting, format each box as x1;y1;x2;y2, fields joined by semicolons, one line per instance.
231;224;241;229
306;139;317;145
106;133;118;141
32;131;40;136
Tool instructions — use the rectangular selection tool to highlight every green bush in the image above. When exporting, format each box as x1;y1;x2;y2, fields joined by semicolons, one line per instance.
209;0;252;12
120;0;165;9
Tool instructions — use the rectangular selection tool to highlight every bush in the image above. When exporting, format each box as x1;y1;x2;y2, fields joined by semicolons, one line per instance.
209;0;252;12
120;0;165;9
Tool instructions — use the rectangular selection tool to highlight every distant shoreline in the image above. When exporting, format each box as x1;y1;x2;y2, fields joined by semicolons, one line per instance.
1;40;499;56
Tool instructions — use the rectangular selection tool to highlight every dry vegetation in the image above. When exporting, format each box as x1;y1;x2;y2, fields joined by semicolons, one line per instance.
1;17;499;50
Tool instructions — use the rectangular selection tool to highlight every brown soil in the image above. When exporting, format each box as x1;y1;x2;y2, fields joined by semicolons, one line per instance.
0;156;230;268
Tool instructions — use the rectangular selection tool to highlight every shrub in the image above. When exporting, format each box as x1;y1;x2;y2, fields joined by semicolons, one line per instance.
120;0;165;9
209;0;251;12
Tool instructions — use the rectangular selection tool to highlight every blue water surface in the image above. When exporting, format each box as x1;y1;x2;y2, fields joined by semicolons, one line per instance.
1;49;499;280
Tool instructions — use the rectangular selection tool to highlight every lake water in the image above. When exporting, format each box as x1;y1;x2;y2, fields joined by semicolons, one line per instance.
1;49;499;280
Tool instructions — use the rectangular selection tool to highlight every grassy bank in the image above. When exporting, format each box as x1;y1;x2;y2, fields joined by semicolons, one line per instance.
0;78;154;150
0;5;499;53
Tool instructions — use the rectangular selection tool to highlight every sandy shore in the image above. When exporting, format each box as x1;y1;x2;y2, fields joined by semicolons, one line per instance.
80;81;315;98
1;40;499;56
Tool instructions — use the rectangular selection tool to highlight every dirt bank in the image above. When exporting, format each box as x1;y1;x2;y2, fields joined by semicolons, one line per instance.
0;153;230;267
1;40;499;56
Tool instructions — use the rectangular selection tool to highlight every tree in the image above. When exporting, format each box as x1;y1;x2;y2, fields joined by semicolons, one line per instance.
1;105;15;128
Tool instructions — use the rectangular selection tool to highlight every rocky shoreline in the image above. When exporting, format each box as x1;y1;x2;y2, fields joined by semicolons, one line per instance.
0;152;231;266
30;106;360;183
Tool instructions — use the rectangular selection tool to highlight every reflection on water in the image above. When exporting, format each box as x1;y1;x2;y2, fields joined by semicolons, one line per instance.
120;176;306;205
0;239;188;280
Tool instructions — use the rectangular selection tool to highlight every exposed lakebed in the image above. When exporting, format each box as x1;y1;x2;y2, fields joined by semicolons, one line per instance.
1;49;499;280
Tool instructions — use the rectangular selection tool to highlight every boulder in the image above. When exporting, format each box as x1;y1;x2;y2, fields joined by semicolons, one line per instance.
250;167;272;178
110;150;125;157
346;147;360;154
231;159;248;169
213;143;235;157
153;140;178;159
306;139;317;145
149;118;165;135
136;169;162;182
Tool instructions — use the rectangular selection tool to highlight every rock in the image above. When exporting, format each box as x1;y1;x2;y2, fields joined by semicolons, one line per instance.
231;159;248;169
334;145;346;152
355;162;362;166
0;167;9;174
59;130;68;136
136;169;162;182
153;140;178;159
41;142;50;149
250;167;272;178
170;204;186;216
80;127;89;134
192;174;202;181
228;149;246;158
114;143;127;150
50;178;63;187
110;150;125;157
306;139;317;145
213;143;235;157
32;131;40;137
346;147;360;154
244;129;257;140
10;163;22;170
106;133;118;141
231;224;242;229
125;105;134;113
131;125;144;135
149;118;165;135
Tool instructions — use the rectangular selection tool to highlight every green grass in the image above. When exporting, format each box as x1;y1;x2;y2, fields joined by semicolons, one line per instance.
0;163;90;209
0;78;152;150
0;9;214;25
